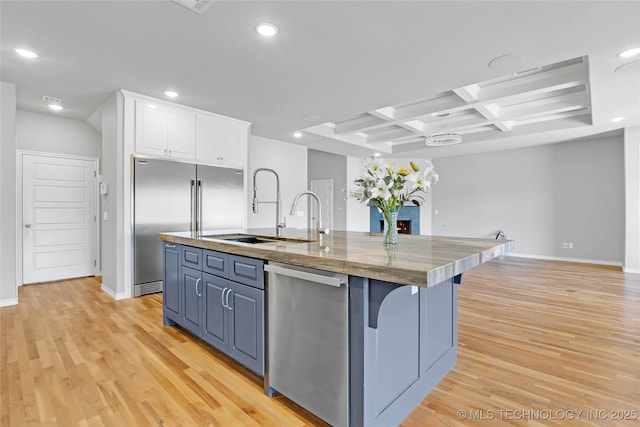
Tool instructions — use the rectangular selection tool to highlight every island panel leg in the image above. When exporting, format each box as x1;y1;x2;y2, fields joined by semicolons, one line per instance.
349;277;458;427
348;277;366;427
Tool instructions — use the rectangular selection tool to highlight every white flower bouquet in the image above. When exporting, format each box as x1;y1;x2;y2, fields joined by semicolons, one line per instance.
349;156;438;243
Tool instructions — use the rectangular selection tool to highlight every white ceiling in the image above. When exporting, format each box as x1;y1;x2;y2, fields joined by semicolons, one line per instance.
1;1;639;159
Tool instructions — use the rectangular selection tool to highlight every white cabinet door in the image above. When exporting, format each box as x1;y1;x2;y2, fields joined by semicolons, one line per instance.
195;113;247;168
134;100;195;159
167;107;196;159
195;113;222;163
135;101;168;156
218;119;247;168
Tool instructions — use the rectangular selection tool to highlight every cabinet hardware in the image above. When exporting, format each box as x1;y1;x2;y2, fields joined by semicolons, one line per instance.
165;243;176;248
195;278;202;297
221;287;228;308
225;288;232;310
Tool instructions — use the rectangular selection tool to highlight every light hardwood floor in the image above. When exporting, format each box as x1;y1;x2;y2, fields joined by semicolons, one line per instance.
1;257;638;426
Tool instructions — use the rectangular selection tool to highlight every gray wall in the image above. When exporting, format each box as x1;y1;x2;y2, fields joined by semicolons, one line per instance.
432;135;625;264
1;81;18;305
16;110;101;158
308;149;347;231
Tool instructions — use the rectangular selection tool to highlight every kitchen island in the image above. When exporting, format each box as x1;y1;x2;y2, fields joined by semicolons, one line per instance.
159;229;513;427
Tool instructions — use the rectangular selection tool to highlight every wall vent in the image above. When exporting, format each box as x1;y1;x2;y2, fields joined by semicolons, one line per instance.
173;0;215;14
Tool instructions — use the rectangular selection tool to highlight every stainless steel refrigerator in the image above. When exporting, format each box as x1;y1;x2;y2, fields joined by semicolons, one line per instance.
133;157;244;296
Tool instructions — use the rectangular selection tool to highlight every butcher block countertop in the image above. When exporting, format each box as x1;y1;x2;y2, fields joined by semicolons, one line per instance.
159;228;513;287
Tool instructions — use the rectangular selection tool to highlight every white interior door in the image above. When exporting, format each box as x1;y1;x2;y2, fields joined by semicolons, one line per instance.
22;154;96;284
311;179;333;230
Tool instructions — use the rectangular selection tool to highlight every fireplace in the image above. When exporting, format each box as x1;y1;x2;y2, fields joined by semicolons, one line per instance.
370;206;420;235
379;219;412;234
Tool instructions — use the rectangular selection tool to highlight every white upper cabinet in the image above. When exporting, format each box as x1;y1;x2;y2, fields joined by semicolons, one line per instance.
166;108;196;159
130;93;249;167
195;113;248;168
134;100;196;160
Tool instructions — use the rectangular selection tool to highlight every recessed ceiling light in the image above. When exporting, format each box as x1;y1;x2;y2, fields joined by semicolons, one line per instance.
293;131;302;138
488;53;524;71
618;48;640;58
611;117;625;122
14;48;38;58
615;60;640;73
255;23;278;37
301;114;321;122
164;90;179;98
48;104;63;111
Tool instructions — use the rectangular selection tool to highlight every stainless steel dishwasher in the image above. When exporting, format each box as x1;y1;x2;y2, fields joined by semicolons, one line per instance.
265;262;349;427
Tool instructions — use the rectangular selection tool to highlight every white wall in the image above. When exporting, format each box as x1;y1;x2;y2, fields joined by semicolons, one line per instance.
16;110;101;158
346;156;371;232
247;135;308;229
624;126;640;273
99;92;124;298
0;81;18;306
432;135;625;265
99;91;135;300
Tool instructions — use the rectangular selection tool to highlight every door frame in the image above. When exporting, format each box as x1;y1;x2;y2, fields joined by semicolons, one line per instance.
16;150;100;286
310;178;333;230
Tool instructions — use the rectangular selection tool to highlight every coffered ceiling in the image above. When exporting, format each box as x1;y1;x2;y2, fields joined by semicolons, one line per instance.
1;1;639;159
304;56;592;154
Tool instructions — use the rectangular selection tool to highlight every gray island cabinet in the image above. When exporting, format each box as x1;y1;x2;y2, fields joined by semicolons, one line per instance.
160;229;513;427
162;241;264;375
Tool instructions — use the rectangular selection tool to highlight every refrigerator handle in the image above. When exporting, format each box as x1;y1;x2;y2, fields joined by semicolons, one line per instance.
190;180;196;233
197;180;203;233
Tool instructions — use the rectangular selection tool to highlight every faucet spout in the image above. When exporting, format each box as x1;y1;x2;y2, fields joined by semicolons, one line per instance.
252;168;286;234
289;191;329;235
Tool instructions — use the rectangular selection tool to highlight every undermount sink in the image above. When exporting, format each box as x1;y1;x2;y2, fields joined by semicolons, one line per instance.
201;233;315;244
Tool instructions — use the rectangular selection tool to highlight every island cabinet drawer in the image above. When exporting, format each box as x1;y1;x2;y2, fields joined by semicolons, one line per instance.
229;255;264;289
203;250;228;276
181;246;203;269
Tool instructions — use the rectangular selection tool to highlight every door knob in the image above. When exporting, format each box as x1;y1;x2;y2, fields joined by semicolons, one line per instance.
24;224;31;228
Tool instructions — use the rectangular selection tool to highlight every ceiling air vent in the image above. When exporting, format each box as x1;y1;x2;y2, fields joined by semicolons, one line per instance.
42;96;62;104
173;0;215;14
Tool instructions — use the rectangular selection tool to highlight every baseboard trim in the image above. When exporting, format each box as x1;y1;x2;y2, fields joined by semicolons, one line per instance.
623;267;640;274
0;297;19;307
507;253;623;269
101;283;128;300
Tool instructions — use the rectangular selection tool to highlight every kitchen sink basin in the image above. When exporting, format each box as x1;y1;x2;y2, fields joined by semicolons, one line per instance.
221;236;274;244
201;233;315;244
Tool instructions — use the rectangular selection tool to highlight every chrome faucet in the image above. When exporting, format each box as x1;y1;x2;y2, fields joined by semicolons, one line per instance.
252;168;286;236
289;191;330;236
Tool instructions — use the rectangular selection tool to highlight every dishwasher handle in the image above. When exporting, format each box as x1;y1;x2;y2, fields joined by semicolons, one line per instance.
265;264;345;287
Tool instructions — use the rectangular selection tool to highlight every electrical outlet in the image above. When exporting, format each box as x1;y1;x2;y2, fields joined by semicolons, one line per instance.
568;243;574;249
563;242;568;248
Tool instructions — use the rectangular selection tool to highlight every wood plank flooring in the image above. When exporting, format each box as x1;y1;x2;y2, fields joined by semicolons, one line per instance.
1;257;638;426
